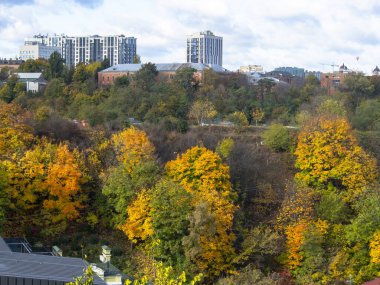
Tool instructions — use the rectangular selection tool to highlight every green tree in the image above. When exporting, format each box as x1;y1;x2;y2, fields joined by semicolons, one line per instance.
48;51;65;79
133;62;158;90
173;67;198;95
351;99;380;131
102;161;160;226
114;75;130;87
262;123;291;152
227;111;249;128
150;179;192;265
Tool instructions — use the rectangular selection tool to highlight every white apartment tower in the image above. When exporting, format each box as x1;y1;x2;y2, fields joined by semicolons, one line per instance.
20;34;137;67
187;31;223;66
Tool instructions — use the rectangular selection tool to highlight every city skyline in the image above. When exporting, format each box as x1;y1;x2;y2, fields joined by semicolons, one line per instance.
1;0;380;73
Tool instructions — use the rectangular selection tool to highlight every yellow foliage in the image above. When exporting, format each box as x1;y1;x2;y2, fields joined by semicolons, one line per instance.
165;146;236;276
370;230;380;264
111;127;155;173
119;189;153;242
276;182;315;231
3;140;84;234
0;102;34;160
295;116;377;202
285;221;307;270
314;219;329;235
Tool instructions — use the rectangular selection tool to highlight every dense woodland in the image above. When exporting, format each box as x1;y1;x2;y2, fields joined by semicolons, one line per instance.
0;52;379;284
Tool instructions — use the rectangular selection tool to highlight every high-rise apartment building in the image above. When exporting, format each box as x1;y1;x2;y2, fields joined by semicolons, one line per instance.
187;31;223;66
20;34;137;67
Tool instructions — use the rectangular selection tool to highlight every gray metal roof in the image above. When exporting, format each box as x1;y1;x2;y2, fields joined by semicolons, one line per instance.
99;62;228;73
0;251;106;284
0;238;11;252
15;72;43;79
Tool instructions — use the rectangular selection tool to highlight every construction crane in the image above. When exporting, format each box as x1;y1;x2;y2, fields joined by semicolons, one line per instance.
320;63;339;73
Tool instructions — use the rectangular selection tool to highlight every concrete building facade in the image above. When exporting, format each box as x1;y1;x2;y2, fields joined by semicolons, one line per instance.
20;34;137;67
187;31;223;66
19;38;61;61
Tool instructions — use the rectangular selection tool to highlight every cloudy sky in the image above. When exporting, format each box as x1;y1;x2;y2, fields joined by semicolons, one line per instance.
0;0;380;73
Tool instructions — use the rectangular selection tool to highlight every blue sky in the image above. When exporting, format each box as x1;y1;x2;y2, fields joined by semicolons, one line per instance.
0;0;379;74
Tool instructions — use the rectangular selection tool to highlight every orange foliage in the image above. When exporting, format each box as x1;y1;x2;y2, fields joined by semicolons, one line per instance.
44;144;83;222
285;221;308;270
4;140;84;234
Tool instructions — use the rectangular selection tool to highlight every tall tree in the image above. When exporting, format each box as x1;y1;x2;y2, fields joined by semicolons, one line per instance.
166;146;236;278
48;51;64;79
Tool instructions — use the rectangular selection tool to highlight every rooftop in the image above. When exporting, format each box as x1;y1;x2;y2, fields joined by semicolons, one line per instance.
0;237;106;284
99;62;228;73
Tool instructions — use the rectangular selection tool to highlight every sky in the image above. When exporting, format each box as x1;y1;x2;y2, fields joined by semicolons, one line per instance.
0;0;380;74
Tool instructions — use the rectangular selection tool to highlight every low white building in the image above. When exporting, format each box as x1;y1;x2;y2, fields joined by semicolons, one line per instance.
15;72;47;92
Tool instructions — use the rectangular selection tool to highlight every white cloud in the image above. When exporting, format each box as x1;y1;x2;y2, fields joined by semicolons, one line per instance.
0;0;380;74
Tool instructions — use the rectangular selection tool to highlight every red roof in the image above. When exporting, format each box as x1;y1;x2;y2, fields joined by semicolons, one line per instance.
362;278;380;285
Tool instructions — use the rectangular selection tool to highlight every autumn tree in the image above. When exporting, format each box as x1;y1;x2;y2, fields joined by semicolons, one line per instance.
111;127;156;172
189;100;217;125
294;116;377;202
119;189;153;243
252;107;265;126
0;102;34;160
166;146;236;278
3;141;85;236
103;127;159;226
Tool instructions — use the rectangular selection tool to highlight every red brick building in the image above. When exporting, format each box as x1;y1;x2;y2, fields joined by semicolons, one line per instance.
97;63;228;87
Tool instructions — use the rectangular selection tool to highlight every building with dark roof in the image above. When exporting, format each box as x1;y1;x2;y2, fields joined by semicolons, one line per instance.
0;237;106;285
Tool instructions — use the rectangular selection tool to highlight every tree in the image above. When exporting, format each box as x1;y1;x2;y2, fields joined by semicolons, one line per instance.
119;189;153;243
48;51;64;79
150;179;192;264
0;102;34;160
227;111;249;128
262;123;291;152
173;67;198;95
188;99;217;125
18;58;49;74
133;54;141;64
351;99;380;131
67;266;94;285
166;146;236;278
133;62;158;90
125;261;203;285
102;161;159;226
294;116;377;202
111;127;156;172
0;74;19;103
215;138;234;160
114;75;130;87
3;141;85;236
317;98;347;117
252;108;265;126
341;73;374;109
